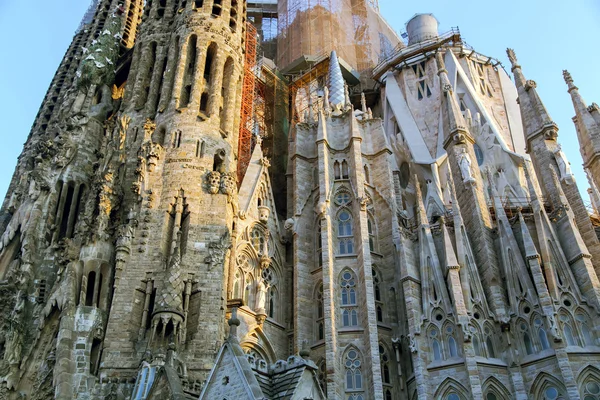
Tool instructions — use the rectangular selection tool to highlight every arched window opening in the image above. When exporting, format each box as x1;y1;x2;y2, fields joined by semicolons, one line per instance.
153;126;166;145
316;283;324;341
341;271;358;327
535;318;550;350
337;211;353;255
334;161;341;180
372;268;383;322
90;338;102;376
542;386;565;400
563;324;576;346
212;0;222;16
154;54;169;112
268;287;276;319
342;160;349;179
364;165;370;183
156;0;166;17
85;271;96;307
194;0;203;9
577;313;595;346
344;349;363;396
250;226;266;254
368;217;376;252
473;335;482;356
244;275;252;306
432;339;442;361
524;333;534;355
486;336;496;358
582;378;600;399
220;57;234;133
179;35;197;108
316;219;323;267
448;336;458;358
233;270;242;299
379;345;391;384
200;92;209;114
138;42;157;108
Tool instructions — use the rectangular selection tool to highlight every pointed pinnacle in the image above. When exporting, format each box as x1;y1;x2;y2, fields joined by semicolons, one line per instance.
506;48;519;68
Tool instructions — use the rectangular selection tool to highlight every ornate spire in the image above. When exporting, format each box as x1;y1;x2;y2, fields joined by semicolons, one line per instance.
327;51;346;110
436;50;470;146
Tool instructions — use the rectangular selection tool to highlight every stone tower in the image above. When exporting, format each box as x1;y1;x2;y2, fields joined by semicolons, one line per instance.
3;3;600;400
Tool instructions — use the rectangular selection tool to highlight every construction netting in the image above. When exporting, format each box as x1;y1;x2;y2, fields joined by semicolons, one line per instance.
276;0;402;72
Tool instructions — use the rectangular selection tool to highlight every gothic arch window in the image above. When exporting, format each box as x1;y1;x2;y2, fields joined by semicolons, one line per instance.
428;326;443;361
317;359;327;395
337;210;354;255
344;348;363;397
315;282;324;341
250;225;266;255
533;316;551;351
342;160;349;179
220;57;235;132
379;344;392;386
559;311;577;346
372;267;384;322
576;311;596;346
367;214;377;252
334;161;341;180
233;269;243;298
179;35;197;108
472;331;483;357
482;377;511;400
244;274;254;306
341;270;358;327
531;373;568;400
435;378;470;400
268;287;277;319
518;320;534;355
445;324;459;358
201;42;218;115
483;323;496;358
579;367;600;399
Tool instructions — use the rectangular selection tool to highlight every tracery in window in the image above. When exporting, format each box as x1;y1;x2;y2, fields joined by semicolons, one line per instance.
315;282;324;341
337;211;354;255
250;226;266;255
341;270;358;327
317;359;327;395
372;268;383;322
344;349;363;395
379;344;391;385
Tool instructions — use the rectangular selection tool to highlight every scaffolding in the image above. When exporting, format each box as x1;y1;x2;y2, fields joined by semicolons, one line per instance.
237;22;258;185
276;0;401;72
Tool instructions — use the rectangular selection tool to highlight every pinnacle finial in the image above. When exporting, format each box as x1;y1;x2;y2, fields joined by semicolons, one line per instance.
228;307;241;338
506;48;518;67
563;70;573;84
327;51;346;109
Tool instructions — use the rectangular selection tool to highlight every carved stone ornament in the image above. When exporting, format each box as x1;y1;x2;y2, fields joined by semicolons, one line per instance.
588;103;600;113
315;201;327;218
453;133;467;145
552;144;574;183
458;148;475;184
143;118;156;141
544;127;558;141
284;218;296;232
358;196;369;211
207;171;221;194
443;83;452;93
220;172;236;196
141;141;163;172
258;205;270;223
407;333;418;353
525;80;537;91
205;232;232;269
259;254;271;271
260;157;271;168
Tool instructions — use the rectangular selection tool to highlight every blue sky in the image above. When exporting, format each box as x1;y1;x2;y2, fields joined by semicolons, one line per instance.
0;1;599;203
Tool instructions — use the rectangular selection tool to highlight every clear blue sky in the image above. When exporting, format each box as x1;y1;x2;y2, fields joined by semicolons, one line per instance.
0;1;599;203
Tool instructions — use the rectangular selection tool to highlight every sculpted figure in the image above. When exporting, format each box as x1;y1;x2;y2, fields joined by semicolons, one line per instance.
255;279;268;312
458;148;475;184
553;144;573;182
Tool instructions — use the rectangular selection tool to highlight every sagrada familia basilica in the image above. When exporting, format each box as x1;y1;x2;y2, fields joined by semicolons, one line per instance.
1;0;600;398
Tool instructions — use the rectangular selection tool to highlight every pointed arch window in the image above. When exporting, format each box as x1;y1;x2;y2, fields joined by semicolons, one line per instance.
132;362;157;400
338;211;354;255
445;325;459;358
250;226;266;255
429;328;442;361
542;386;566;400
342;160;349;179
576;313;596;346
316;219;323;267
582;378;600;399
344;349;363;395
233;269;243;298
315;283;324;341
520;321;534;355
473;334;482;357
341;271;358;327
317;359;327;396
471;60;493;98
372;268;384;322
368;216;376;252
534;318;550;350
334;161;341;180
379;344;391;385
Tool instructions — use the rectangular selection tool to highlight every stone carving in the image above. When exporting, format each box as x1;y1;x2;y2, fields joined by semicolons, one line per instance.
458;148;475;184
141;141;163;172
207;171;221;194
552;144;574;183
143;118;156;141
315;201;327;218
284;218;295;232
205;232;232;270
132;156;146;195
524;80;537;91
407;333;418;353
258;205;270;223
220;172;236;197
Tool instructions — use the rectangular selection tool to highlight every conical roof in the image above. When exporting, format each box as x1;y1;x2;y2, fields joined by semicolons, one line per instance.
327;51;346;109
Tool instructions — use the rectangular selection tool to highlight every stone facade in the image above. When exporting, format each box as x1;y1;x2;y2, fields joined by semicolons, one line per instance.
1;3;600;400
